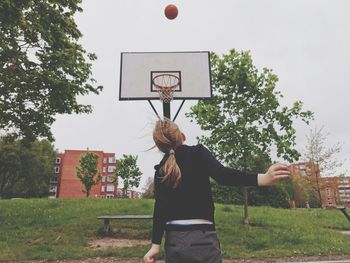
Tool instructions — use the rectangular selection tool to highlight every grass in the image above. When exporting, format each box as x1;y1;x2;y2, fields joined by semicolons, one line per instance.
0;198;350;261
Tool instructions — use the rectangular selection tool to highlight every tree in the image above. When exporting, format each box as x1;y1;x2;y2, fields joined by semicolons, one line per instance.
303;126;347;207
187;49;313;224
0;138;56;198
304;126;346;177
279;177;297;206
142;177;155;199
76;151;101;197
0;0;101;143
248;185;290;208
115;154;142;192
245;153;290;208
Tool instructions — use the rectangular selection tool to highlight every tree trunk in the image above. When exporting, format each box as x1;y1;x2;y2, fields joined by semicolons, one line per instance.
314;162;323;208
243;187;249;225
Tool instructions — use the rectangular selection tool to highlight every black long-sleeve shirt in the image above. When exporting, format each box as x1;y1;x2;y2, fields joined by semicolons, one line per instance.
152;144;258;244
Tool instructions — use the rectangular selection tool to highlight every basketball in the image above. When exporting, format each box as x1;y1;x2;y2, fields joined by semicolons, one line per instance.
164;4;178;20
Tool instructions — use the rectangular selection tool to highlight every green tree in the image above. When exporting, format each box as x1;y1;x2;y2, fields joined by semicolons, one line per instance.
115;155;142;192
248;185;290;208
303;126;346;207
142;177;155;199
279;177;297;203
0;138;56;198
76;151;101;197
246;153;290;208
0;0;101;143
295;175;321;208
187;49;313;224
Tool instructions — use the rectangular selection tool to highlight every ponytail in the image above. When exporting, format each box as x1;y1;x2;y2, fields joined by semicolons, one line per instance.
161;153;181;188
153;118;184;188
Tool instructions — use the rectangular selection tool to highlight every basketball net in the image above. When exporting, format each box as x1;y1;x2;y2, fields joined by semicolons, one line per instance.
152;74;180;103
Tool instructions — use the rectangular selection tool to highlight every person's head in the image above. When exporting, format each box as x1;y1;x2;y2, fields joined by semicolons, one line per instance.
153;118;185;188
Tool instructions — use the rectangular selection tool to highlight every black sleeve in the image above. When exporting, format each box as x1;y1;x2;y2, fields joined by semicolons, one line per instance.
196;144;258;186
151;165;167;245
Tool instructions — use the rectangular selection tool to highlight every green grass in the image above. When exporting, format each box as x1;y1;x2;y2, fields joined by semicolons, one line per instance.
0;198;350;261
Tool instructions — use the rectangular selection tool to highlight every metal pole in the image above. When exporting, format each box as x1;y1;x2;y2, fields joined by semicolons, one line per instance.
338;207;350;222
163;102;171;119
148;100;160;119
173;100;186;122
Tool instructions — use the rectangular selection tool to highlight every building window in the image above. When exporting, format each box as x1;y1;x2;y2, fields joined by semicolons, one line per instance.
101;186;105;192
49;186;57;193
108;157;115;163
103;157;107;164
101;176;106;182
50;176;58;183
107;176;114;183
299;164;306;170
103;167;106;173
106;185;115;192
108;166;116;173
54;167;60;173
55;158;61;164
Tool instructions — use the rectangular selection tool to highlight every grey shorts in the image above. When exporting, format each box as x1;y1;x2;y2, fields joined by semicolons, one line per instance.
164;229;222;263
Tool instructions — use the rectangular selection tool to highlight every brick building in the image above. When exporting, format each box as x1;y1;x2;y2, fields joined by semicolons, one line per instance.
49;150;117;198
321;176;350;207
289;162;350;208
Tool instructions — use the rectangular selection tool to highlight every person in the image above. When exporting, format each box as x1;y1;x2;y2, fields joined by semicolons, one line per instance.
143;118;291;263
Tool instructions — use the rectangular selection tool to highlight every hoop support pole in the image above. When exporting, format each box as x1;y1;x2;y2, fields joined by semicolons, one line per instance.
163;102;171;119
173;100;186;122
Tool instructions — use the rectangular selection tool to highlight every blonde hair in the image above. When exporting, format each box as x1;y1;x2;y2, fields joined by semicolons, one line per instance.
153;118;184;188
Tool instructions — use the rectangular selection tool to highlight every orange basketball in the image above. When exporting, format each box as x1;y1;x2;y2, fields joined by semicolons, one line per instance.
164;4;178;20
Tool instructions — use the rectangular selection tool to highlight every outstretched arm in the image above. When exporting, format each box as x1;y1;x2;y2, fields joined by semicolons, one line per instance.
197;144;258;186
197;145;290;186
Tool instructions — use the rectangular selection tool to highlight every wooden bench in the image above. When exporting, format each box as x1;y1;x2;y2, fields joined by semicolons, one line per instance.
97;215;153;235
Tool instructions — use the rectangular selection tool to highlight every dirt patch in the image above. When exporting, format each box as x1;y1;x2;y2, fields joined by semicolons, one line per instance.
89;238;149;250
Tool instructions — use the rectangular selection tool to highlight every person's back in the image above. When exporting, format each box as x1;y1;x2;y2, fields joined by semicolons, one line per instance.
144;118;291;263
154;144;215;226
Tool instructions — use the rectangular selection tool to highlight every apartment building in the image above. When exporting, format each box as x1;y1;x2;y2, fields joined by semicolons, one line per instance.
50;150;117;198
322;176;350;207
289;162;350;208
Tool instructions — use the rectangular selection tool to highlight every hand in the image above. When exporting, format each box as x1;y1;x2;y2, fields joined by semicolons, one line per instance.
143;244;160;263
258;163;290;186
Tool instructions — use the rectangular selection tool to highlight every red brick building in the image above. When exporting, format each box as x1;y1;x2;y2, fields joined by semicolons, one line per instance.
321;176;350;208
50;150;117;198
289;162;350;208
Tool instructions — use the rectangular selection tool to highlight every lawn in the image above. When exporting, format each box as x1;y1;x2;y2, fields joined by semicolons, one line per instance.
0;198;350;261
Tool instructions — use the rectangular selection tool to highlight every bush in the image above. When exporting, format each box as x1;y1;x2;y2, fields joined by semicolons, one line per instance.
211;180;290;208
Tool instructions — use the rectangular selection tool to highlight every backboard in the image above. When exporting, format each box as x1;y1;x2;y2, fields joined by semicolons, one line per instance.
119;51;212;101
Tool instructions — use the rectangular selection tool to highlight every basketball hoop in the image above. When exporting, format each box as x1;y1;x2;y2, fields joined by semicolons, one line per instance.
152;73;180;103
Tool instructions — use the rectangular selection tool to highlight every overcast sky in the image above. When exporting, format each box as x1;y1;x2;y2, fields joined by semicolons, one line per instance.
51;0;350;190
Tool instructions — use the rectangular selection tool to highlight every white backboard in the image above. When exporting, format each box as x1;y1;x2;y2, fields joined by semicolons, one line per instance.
119;51;212;100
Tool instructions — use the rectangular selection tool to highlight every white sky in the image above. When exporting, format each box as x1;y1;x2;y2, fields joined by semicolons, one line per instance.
51;0;350;190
